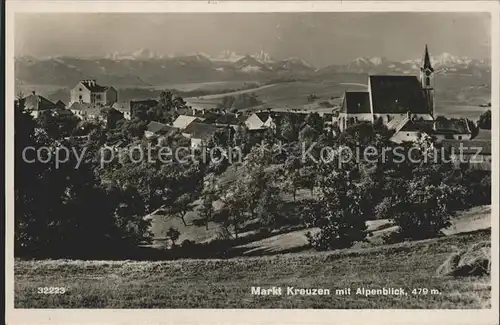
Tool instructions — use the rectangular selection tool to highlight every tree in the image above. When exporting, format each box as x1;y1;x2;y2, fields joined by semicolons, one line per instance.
281;155;302;201
478;110;491;129
36;111;80;139
165;227;181;248
15;104;152;258
198;174;218;230
308;165;369;251
381;178;465;242
306;112;324;135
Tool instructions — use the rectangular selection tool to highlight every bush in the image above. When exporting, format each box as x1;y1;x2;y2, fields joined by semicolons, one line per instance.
478;110;491;130
383;180;465;243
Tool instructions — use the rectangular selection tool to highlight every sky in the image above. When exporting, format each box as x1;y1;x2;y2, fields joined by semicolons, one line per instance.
15;12;491;67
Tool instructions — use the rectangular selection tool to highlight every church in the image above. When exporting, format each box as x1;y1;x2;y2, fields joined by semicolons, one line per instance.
337;45;436;136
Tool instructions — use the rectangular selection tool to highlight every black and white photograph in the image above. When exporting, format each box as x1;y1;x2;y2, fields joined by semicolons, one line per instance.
5;1;498;321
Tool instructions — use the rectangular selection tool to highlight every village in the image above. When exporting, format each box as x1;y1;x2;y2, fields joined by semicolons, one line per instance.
18;45;491;171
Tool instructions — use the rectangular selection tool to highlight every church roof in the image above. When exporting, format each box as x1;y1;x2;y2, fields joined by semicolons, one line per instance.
369;75;431;114
341;91;371;114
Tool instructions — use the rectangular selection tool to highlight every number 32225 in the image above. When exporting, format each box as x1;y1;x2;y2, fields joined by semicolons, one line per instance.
37;287;66;294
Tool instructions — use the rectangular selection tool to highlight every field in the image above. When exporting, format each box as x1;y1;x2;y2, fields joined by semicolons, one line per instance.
14;229;491;308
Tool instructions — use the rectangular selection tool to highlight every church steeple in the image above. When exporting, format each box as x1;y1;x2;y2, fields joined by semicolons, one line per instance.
420;44;434;89
420;44;435;118
422;44;434;73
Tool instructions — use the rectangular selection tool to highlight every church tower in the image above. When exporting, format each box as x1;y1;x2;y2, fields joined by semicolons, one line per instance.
420;44;435;117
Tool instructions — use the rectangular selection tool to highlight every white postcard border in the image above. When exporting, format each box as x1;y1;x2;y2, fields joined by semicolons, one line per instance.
5;1;499;324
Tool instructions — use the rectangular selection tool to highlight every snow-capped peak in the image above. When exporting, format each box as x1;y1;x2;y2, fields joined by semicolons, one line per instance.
216;50;244;62
253;50;275;63
431;53;471;66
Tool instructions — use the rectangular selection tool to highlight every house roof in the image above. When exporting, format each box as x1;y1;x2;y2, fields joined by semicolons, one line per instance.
113;102;131;113
341;91;371;114
68;102;94;111
369;75;431;114
399;120;435;133
68;102;102;115
386;113;410;133
255;112;270;123
146;121;178;135
80;80;109;92
173;115;199;129
183;122;220;140
441;139;491;155
23;93;56;111
55;100;66;109
214;113;241;125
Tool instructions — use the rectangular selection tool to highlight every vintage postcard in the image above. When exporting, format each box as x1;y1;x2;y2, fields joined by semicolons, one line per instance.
4;1;499;324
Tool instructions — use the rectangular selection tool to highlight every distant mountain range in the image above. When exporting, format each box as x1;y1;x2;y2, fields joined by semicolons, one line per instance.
15;50;490;88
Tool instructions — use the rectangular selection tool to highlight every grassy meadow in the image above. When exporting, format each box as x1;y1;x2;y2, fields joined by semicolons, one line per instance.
15;229;491;308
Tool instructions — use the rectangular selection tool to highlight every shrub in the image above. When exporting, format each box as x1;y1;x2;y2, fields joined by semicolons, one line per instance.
383;180;464;243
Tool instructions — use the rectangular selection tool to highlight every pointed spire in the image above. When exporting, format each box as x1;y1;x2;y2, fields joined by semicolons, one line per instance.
422;44;434;72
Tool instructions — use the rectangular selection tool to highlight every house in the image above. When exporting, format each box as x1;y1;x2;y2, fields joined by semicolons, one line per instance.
20;91;58;118
172;115;200;129
181;122;221;148
432;118;472;141
338;45;435;132
100;107;125;128
388;115;473;144
387;114;433;144
112;102;132;120
441;139;491;171
68;102;103;120
244;111;277;130
213;113;241;130
144;121;178;139
69;79;118;106
55;100;66;110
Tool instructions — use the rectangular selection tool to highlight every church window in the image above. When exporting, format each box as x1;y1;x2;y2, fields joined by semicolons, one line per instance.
426;77;430;86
